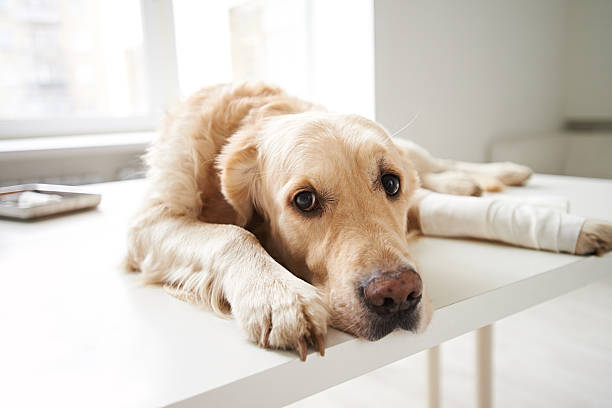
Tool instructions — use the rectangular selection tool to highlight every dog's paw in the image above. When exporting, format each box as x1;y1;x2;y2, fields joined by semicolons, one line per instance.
421;171;482;196
479;162;533;186
575;219;612;256
467;173;505;193
233;276;329;361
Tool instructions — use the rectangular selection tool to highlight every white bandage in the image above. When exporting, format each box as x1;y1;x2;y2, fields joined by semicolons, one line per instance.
419;192;585;253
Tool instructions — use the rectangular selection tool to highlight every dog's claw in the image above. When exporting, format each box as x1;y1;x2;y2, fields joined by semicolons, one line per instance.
262;326;271;349
297;337;308;361
314;333;325;356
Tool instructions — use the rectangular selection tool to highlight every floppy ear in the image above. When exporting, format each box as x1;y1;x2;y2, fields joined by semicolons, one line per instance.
217;130;259;227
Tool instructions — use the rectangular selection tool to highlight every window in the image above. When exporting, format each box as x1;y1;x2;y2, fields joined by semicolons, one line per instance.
173;0;374;119
0;0;154;138
0;0;374;139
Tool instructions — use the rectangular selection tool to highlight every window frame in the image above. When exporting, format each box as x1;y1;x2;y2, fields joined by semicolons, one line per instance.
0;0;180;140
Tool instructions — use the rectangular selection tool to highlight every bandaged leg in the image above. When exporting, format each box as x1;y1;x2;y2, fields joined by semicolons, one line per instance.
417;191;585;253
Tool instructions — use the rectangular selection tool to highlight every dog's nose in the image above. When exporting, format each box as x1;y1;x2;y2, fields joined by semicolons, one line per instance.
362;268;422;315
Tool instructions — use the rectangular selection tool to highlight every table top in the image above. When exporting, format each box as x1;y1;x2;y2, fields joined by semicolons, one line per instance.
1;174;610;407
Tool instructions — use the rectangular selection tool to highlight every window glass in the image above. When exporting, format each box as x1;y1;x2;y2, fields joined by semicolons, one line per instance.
173;0;374;119
0;0;147;120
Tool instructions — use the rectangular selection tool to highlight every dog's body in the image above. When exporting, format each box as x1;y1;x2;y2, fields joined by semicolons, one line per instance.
127;83;612;360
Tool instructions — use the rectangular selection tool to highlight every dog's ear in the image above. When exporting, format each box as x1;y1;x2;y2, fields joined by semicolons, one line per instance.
217;130;259;227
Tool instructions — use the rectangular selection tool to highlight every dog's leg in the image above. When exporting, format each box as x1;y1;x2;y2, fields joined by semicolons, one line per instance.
393;138;532;194
420;171;483;196
452;161;533;187
407;190;612;255
127;210;328;360
393;138;488;195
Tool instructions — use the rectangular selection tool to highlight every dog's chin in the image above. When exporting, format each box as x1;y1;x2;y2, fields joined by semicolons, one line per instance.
364;307;422;341
338;306;423;341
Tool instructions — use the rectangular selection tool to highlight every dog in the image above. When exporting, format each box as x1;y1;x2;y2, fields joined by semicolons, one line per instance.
127;82;612;361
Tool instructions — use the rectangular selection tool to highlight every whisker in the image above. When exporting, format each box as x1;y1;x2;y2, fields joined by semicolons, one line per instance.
390;110;421;138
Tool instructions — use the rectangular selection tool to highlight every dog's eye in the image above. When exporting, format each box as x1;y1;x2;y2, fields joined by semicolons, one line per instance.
294;191;317;212
381;174;400;197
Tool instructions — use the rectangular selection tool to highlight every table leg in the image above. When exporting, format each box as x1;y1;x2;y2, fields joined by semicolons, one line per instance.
427;345;441;408
476;324;493;408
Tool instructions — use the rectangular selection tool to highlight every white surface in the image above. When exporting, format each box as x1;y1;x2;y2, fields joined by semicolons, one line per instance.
0;116;156;140
0;132;153;154
0;132;152;187
0;175;610;407
291;276;612;407
374;0;567;162
490;133;612;179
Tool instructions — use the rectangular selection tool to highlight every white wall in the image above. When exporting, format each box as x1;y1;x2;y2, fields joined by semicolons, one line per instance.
374;0;568;162
564;0;612;120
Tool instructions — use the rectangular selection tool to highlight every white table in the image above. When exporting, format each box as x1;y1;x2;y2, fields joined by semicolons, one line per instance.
1;175;610;407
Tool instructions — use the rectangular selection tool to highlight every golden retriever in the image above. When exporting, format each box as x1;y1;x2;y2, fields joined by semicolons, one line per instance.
127;83;612;361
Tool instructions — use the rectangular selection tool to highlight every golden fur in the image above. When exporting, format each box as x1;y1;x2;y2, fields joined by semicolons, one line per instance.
127;82;610;360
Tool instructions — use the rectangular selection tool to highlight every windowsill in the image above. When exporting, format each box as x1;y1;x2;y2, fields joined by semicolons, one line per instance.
0;132;155;186
0;131;155;156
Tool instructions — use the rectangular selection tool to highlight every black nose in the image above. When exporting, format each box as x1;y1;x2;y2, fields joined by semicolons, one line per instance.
361;268;422;316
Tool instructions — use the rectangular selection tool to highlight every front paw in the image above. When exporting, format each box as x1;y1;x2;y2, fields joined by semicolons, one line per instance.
233;276;329;361
575;219;612;256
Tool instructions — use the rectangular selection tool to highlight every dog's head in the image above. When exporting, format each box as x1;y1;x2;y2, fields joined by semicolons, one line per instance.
218;112;432;340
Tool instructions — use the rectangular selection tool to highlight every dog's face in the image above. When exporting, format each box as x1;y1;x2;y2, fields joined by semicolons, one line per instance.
219;112;432;340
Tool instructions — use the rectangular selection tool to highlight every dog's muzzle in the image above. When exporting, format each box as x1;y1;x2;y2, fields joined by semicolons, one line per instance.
358;267;423;340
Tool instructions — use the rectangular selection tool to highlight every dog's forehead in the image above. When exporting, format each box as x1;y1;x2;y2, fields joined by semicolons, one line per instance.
259;112;393;174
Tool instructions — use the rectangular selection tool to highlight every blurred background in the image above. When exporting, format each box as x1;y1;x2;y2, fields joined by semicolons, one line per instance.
0;0;375;185
1;1;611;406
0;0;610;186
